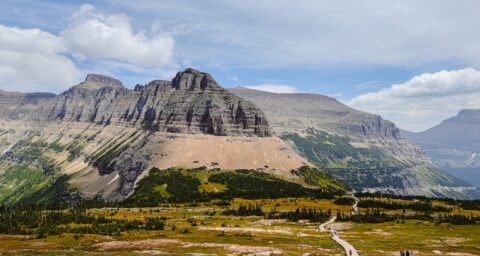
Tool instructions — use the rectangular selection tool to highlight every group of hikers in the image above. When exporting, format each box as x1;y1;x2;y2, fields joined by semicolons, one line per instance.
400;250;415;256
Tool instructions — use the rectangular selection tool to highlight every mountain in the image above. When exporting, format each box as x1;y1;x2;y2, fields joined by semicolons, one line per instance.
403;109;480;187
229;87;479;199
0;69;335;204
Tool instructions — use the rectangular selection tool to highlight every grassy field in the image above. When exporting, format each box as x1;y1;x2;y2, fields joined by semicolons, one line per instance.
347;220;480;255
0;197;478;255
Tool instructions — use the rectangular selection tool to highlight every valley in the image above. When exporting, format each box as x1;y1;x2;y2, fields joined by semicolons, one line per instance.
0;69;479;255
1;2;479;255
0;194;478;255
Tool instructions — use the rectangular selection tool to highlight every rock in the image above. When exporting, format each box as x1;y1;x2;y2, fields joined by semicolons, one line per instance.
84;74;125;89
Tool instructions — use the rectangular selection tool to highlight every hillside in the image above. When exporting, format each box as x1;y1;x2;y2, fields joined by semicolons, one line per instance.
403;109;480;186
0;69;341;204
229;87;479;199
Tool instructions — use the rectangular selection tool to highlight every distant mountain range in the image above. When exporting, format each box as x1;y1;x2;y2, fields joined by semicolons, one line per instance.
0;69;478;205
403;109;480;187
230;87;478;199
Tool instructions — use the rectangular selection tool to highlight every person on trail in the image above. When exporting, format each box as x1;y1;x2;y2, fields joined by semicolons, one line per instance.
349;249;352;256
406;251;410;256
400;250;405;256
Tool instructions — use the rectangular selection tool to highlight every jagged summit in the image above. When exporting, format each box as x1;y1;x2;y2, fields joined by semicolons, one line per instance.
142;68;222;92
172;68;220;90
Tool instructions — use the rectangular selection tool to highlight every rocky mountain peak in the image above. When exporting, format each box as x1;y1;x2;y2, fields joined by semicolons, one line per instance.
81;74;125;89
172;68;220;90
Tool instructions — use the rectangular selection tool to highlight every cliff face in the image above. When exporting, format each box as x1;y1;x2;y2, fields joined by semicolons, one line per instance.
230;87;479;199
228;87;400;139
1;69;271;137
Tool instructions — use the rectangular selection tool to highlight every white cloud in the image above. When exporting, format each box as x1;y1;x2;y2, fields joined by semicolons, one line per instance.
62;4;175;68
112;0;480;68
348;69;480;132
0;24;82;93
244;84;299;93
0;4;178;93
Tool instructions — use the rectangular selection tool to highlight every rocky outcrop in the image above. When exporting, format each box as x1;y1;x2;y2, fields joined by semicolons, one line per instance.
343;116;401;139
84;74;124;89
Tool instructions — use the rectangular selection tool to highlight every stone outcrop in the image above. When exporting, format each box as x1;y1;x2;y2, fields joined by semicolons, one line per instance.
84;74;124;89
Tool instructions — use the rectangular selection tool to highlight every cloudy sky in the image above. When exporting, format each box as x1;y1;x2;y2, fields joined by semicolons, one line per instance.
1;0;480;131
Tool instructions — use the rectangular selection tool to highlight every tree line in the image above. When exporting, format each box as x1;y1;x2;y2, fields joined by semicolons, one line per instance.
0;205;165;237
358;199;452;212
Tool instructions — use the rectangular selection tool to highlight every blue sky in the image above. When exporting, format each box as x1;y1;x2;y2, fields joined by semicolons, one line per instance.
1;0;480;131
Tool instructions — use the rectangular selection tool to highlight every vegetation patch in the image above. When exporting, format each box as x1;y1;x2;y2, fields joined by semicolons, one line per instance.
291;165;346;190
126;168;204;206
88;131;141;175
19;175;76;205
126;168;343;207
333;196;356;205
0;165;50;205
208;169;341;199
281;128;405;189
358;198;452;212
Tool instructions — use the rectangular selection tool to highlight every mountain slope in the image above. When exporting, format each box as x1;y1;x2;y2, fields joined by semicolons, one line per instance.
403;109;480;187
229;87;479;199
0;69;341;204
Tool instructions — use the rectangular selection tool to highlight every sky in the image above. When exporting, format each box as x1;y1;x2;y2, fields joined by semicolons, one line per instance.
1;0;480;132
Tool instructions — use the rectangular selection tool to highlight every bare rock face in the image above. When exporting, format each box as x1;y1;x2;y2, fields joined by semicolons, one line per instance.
229;86;400;139
84;74;124;89
1;69;271;137
126;68;271;136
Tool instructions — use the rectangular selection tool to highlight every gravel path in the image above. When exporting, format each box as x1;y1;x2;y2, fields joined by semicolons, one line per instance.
319;193;359;256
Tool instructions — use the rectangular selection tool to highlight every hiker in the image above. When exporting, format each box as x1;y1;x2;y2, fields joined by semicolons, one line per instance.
400;251;405;256
406;251;410;256
349;249;352;256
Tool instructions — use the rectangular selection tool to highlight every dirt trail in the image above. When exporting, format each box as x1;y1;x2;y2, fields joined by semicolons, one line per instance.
319;193;359;256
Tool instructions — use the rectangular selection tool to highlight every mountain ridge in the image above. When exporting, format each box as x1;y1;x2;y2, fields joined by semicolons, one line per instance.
229;87;479;199
0;69;331;204
0;71;478;203
403;109;480;187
